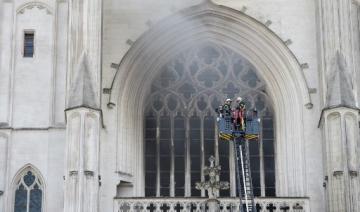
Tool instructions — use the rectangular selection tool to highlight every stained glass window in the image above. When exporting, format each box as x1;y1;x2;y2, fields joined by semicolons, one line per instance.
14;169;43;212
144;43;275;197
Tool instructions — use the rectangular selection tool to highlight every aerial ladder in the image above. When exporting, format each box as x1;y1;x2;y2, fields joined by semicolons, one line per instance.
216;98;260;212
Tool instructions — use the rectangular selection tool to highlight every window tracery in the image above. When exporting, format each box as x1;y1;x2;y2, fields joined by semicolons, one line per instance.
145;43;275;197
14;168;43;212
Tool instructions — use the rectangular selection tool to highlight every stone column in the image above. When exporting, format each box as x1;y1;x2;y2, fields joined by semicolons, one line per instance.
318;0;358;103
64;108;101;212
64;0;102;211
318;1;360;211
319;53;360;212
64;53;101;212
321;107;359;212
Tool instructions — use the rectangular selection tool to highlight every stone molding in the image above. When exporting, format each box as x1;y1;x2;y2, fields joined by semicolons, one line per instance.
108;2;312;197
16;1;53;15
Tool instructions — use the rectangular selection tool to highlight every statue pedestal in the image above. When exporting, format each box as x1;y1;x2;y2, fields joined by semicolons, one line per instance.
206;199;220;212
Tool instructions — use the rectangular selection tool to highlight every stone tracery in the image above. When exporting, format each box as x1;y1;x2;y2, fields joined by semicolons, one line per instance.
13;166;44;212
110;1;312;197
144;43;275;197
146;43;271;117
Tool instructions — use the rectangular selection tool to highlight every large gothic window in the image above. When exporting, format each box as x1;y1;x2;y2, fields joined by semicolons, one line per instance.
14;168;44;212
144;44;275;197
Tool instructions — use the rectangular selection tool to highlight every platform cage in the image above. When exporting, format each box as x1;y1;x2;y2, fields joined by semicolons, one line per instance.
217;113;260;139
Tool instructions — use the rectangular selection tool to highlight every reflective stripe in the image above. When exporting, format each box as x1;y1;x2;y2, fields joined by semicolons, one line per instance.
219;133;235;141
245;134;259;140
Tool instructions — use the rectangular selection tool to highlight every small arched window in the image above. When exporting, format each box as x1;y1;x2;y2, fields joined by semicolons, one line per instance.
13;167;44;212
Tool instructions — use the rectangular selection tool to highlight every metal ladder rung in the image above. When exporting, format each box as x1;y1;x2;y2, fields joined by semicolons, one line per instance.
234;138;255;212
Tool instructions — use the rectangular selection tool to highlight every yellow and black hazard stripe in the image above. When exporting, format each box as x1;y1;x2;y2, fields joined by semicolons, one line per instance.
245;134;259;140
219;132;235;141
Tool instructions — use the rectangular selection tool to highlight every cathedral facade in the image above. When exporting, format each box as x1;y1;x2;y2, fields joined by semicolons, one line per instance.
0;0;359;211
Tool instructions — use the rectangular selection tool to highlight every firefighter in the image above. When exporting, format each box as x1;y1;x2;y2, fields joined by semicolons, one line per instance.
233;97;246;131
223;98;232;116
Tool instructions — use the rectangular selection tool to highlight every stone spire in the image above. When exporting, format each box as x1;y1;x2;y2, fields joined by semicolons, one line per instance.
326;52;356;108
67;52;99;110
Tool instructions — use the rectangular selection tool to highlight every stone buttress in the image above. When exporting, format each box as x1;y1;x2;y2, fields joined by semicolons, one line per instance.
64;0;102;211
318;0;360;211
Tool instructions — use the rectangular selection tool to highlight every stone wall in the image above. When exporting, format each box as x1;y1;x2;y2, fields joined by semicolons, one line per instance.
0;1;68;211
101;0;323;212
0;0;353;211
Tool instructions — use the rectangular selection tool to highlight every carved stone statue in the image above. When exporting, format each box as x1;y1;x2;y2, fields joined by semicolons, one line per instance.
195;156;230;199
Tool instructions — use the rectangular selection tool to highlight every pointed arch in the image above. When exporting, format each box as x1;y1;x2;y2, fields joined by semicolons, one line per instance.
10;164;45;212
16;1;53;15
109;2;312;197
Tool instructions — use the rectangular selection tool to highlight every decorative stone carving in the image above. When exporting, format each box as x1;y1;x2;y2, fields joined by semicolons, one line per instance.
196;156;230;199
17;2;53;15
195;156;229;212
115;197;310;212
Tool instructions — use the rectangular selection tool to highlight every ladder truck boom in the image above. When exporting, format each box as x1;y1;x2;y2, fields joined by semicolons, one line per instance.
216;97;260;212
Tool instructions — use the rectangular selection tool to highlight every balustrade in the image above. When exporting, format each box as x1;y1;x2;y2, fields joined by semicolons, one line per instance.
114;197;309;212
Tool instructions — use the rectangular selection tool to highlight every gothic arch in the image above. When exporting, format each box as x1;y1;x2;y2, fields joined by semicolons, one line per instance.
16;1;53;15
109;2;312;197
9;164;46;212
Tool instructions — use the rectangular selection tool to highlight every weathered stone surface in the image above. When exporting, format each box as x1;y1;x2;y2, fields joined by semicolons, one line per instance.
319;0;360;211
67;52;99;110
1;0;359;212
326;52;356;108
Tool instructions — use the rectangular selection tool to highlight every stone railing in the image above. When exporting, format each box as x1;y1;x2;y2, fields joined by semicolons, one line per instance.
114;197;310;212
